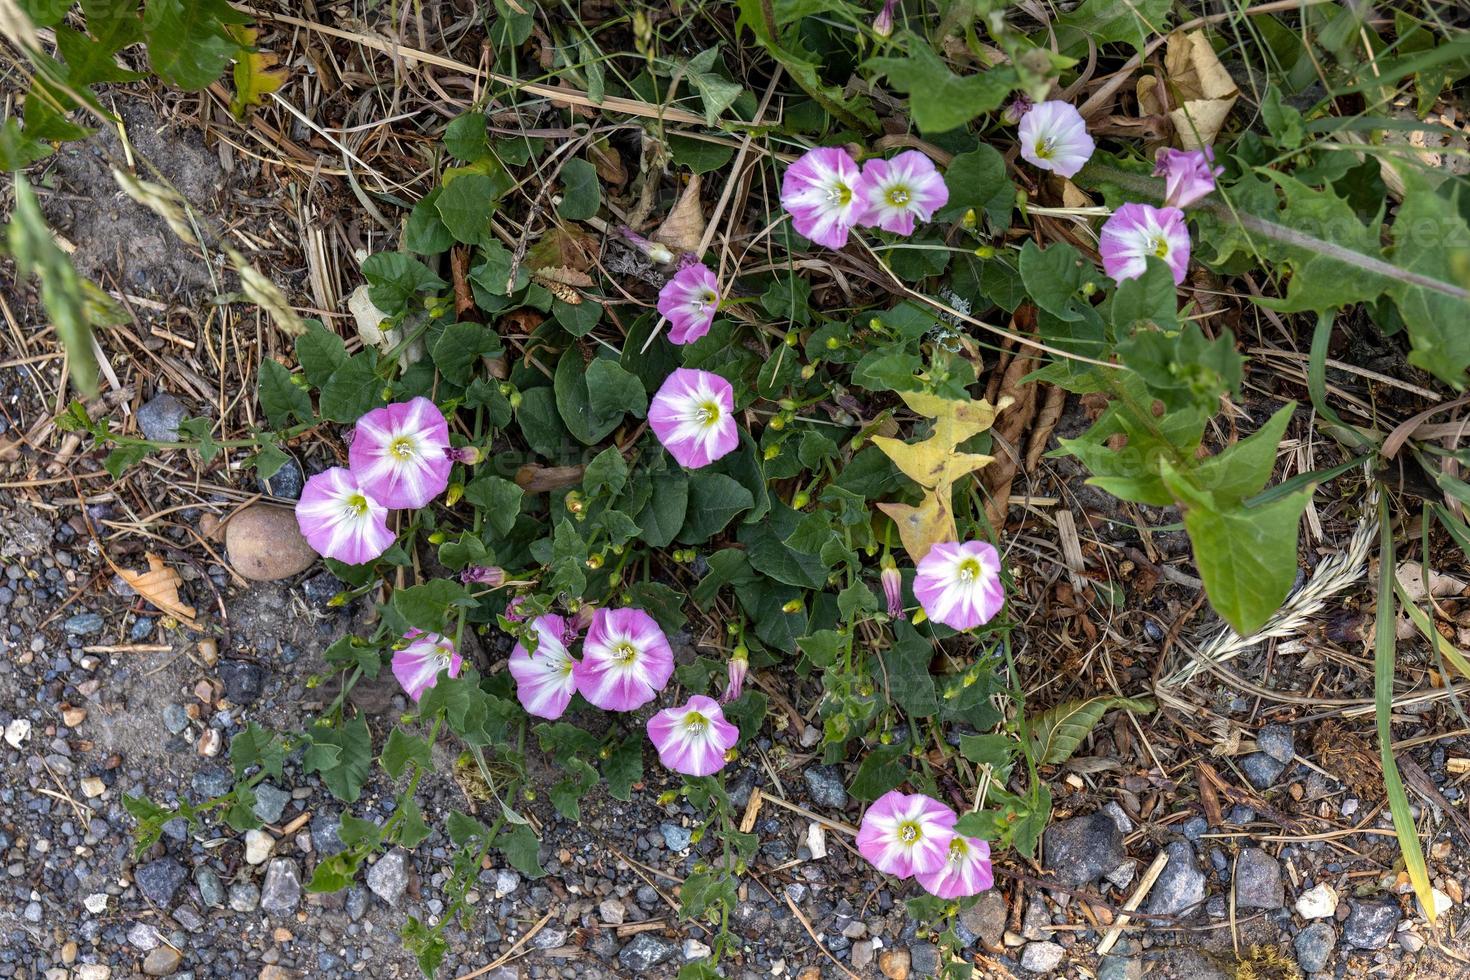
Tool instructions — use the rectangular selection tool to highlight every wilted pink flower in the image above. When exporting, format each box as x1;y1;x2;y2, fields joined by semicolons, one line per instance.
443;445;480;464
646;694;739;777
460;565;505;587
1017;100;1095;179
573;608;674;711
855;790;956;878
873;0;897;37
295;467;394;565
916;834;994;898
1001;93;1033;126
1098;202;1191;285
618;226;675;265
779;147;865;250
719;646;748;704
913;541;1004;631
508;614;578;719
649;368;739;469
391;629;462;702
1154;147;1223;209
856;151;949;236
570;603;596;635
348;397;452;509
503;595;530;623
655;263;720;345
880;558;905;621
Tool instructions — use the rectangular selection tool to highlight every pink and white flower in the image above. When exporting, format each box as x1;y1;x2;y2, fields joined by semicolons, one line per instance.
1154;147;1223;209
347;397;452;509
1098;202;1191;285
856;151;949;236
646;694;739;777
508;614;579;719
916;834;994;898
294;467;394;565
657;263;720;345
913;540;1005;631
779;147;865;250
719;647;748;704
391;629;463;702
855;791;957;878
573;608;675;712
881;558;905;621
1017;100;1095;179
649;368;739;469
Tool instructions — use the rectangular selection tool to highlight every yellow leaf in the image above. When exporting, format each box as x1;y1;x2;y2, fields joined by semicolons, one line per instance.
1162;30;1237;148
878;486;958;564
871;434;993;489
896;391;1012;451
228;26;286;120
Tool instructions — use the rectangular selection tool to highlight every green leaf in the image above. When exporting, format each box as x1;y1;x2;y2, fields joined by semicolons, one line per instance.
865;45;1018;134
0;119;53;170
1191;403;1294;503
463;476;523;536
443;112;488;161
435;172;507;244
938;145;1013;227
382;727;433;779
958;733;1016;771
583;446;629;497
557;158;601;221
496;824;546;878
257;359;311;427
104;443;151;478
1109;257;1179;334
1386;171;1470;387
404;188;455;255
304;716;373;803
1018;239;1085;321
679;472;754;542
604;735;644;802
295;320;347;387
389;580;470;634
142;0;248;91
1116;321;1242;412
550;757;598;820
361;252;447;314
685;47;744;126
547;518;588;596
636;471;689;548
1027;696;1154;766
1260;85;1305;149
318;351;386;423
554;354;648;445
432;321;502;385
849;742;908;801
229;722;285;780
6;178;97;396
1056;0;1171;54
881;622;939;718
669;134;734;174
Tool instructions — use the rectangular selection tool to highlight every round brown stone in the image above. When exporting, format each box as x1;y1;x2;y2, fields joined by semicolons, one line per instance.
225;504;317;581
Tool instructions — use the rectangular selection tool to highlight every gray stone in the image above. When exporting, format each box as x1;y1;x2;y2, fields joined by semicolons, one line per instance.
1295;921;1337;973
252;783;290;825
618;933;676;973
1143;842;1207;917
128;923;163;950
311;812;345;856
172;906;203;931
1233;848;1283;909
495;868;520;897
162;704;190;735
1098;955;1141;980
959;889;1006;947
345;887;368;921
851;940;875;970
227;882;259;912
135;858;186;906
1240;752;1286;789
64;612;104;636
260;859;301;915
803;765;847;809
137;393;188;442
599;898;626;925
261;457;304;500
910;941;940;976
532;927;568;949
1020;941;1064;973
1141;947;1232;979
1255;724;1295;764
193;867;224;907
218;660;264;705
1043;811;1125;888
367;850;410;906
659;822;692;851
682;938;711;961
1021;892;1053;940
191;768;232;801
1101;801;1134;833
1343;898;1400;949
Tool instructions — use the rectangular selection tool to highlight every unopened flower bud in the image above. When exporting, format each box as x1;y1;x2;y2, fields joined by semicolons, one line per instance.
763;444;781;461
444;445;481;464
974;245;996;259
800;364;816;380
504;595;530;624
792;490;811;510
427;531;447;545
962;208;977;228
880;556;906;621
1001;94;1033;126
781;598;803;614
873;0;897;37
565;491;584;514
460;565;506;587
719;645;748;703
586;553;604;570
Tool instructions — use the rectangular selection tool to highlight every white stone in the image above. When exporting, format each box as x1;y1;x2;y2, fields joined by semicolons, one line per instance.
80;776;106;799
1295;882;1338;920
83;893;109;914
806;822;827;859
75;967;111;980
682;939;712;961
1418;888;1454;919
244;829;274;865
4;718;31;748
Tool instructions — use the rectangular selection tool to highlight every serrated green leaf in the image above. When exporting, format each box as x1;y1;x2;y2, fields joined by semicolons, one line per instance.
1028;696;1154;766
497;823;546;878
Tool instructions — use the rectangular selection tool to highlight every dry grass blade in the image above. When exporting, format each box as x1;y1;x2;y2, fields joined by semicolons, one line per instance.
118;553;200;628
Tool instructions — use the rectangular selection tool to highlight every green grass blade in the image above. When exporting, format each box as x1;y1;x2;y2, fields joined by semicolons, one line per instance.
1374;492;1437;923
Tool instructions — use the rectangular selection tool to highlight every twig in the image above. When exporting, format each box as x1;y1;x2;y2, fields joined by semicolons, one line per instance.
1096;848;1170;956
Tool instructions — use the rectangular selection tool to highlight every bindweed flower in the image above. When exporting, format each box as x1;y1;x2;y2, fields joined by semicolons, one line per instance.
916;833;994;898
1001;93;1033;126
573;607;675;711
719;645;748;704
649;368;739;469
880;556;906;621
780;147;865;250
618;225;675;265
295;467;394;565
856;151;949;236
1098;202;1191;285
647;694;740;776
913;540;1005;631
460;565;505;587
508;614;579;719
873;0;897;37
1017;100;1095;179
1154;147;1223;209
348;397;452;509
391;629;462;702
855;790;957;878
657;263;720;345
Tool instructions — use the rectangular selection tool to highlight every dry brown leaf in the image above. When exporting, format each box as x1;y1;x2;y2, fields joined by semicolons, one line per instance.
533;265;596;288
119;554;199;627
1025;384;1067;472
654;174;706;254
589;137;627;187
525;225;599;274
878;487;958;565
981;345;1039;527
515;463;586;493
1163;30;1237;148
